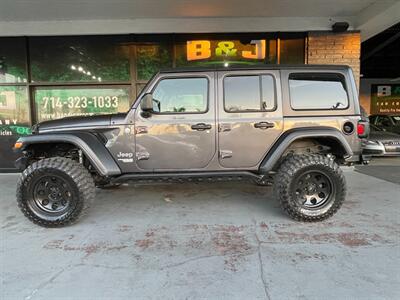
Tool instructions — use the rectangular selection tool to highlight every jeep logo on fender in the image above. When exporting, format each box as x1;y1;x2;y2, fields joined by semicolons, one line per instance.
116;152;134;163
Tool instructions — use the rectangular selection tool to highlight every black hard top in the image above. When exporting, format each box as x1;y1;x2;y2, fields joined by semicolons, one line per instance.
159;64;351;73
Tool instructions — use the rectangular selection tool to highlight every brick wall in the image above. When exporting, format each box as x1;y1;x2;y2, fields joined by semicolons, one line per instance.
307;31;361;89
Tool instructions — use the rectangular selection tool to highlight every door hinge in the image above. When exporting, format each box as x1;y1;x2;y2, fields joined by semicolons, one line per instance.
136;151;150;161
219;150;233;159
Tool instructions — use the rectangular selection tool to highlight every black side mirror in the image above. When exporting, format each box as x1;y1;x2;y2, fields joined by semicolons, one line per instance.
140;93;154;118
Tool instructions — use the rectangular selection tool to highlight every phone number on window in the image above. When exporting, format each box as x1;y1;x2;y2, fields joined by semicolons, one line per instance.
41;96;119;109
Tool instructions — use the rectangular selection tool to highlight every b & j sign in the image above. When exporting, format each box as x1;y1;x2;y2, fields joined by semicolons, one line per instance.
186;40;266;61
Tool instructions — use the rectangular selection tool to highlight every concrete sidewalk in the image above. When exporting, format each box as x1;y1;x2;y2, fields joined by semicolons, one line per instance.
1;170;399;300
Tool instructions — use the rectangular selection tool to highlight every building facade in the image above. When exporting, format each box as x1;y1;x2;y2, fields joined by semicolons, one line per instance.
0;30;363;170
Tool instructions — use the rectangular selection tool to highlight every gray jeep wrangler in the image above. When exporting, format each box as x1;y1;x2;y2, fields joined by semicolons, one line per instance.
14;65;369;227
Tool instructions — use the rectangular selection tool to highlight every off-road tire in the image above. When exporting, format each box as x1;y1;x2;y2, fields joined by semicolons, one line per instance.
16;157;95;227
274;154;346;222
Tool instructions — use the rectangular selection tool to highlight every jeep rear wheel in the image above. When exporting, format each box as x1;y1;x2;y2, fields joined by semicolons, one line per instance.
274;154;346;222
17;157;95;227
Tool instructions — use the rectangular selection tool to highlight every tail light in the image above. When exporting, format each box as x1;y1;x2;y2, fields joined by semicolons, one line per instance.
357;120;369;138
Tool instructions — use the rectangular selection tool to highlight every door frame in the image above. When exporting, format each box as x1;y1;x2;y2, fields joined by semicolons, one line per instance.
216;69;284;169
133;71;219;171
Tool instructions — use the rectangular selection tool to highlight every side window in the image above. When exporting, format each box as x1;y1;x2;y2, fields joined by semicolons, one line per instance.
289;73;349;110
152;77;208;113
224;75;275;112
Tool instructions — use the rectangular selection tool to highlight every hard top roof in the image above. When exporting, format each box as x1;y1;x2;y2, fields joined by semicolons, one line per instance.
159;64;351;73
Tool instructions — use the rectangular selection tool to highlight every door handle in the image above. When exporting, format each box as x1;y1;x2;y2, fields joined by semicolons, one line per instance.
254;122;274;129
191;123;212;131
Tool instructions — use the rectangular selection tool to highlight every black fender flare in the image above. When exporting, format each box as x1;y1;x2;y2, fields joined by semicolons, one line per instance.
15;132;121;176
259;127;353;173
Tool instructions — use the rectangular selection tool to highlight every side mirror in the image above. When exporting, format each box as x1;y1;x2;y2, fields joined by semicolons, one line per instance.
140;93;154;112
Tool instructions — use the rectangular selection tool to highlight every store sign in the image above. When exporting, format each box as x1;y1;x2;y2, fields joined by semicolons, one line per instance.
187;40;266;61
371;84;400;115
34;87;131;122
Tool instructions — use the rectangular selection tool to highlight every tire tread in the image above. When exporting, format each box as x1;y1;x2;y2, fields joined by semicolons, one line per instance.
273;154;346;222
16;157;95;227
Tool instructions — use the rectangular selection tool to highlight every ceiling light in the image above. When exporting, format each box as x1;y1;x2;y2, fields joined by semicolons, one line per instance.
71;65;76;70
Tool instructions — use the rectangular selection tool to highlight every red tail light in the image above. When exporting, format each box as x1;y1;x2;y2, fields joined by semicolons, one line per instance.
357;123;365;135
357;120;369;138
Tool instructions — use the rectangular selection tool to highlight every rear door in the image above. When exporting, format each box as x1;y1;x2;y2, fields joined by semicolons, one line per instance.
217;70;283;168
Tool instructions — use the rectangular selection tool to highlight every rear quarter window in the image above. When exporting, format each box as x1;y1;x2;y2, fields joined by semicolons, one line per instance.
289;73;349;110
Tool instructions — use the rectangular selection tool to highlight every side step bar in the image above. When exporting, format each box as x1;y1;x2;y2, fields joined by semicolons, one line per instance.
111;171;272;185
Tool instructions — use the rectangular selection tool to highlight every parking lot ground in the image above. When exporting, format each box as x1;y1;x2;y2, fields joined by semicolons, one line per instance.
1;168;400;300
356;157;400;184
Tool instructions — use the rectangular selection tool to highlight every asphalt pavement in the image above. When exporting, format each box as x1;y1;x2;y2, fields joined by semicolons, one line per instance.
1;166;399;299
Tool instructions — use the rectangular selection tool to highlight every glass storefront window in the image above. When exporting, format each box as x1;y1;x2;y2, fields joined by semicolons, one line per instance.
30;36;130;83
0;86;30;169
267;40;278;64
0;38;27;83
0;85;30;130
280;38;305;64
136;83;147;96
34;86;131;122
136;44;172;81
0;33;307;170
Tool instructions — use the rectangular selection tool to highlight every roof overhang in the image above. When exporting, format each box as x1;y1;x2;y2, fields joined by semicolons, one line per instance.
0;0;398;41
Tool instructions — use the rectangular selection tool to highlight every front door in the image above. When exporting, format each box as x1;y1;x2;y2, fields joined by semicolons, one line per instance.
217;70;283;168
134;73;216;171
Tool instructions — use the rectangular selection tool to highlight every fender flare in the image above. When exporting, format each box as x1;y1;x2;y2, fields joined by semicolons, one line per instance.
259;127;353;173
16;132;121;176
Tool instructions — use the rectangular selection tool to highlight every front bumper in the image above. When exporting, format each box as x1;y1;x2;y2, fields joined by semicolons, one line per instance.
362;140;385;156
381;143;400;156
350;140;386;164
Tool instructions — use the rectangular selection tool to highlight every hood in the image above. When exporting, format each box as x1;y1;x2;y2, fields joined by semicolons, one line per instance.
34;114;114;133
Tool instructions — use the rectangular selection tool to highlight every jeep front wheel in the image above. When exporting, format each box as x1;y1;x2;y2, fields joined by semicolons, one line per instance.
17;157;95;227
274;154;346;222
